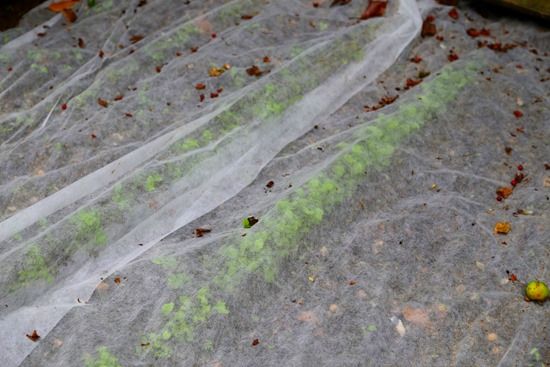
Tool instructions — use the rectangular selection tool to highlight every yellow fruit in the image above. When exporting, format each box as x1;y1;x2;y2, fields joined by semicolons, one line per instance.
525;281;549;302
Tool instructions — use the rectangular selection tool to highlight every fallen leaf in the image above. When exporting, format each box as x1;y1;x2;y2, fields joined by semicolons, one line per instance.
96;281;109;291
448;51;459;62
513;110;523;118
37;32;46;37
514;208;533;216
130;34;144;44
124;112;133;117
360;0;387;20
208;66;225;77
467;28;490;38
504;146;512;155
496;187;513;199
98;49;104;58
364;95;398;112
487;42;515;53
97;98;109;108
476;260;485;271
155;65;163;73
251;338;260;346
241;14;254;20
418;70;430;79
405;78;422;89
348;280;357;285
114;276;121;284
263;56;271;63
195;83;206;90
421;15;436;37
78;37;85;48
410;55;422;63
494;222;511;235
194;227;211;237
114;94;124;101
402;306;430;328
26;330;40;342
516;95;524;106
394;318;406;336
195;19;213;34
62;9;77;23
330;0;351;6
448;8;459;20
246;65;263;77
297;310;319;324
48;0;79;12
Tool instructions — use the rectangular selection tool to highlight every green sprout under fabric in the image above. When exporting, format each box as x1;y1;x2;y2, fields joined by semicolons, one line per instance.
15;245;54;287
152;257;178;270
528;347;544;367
143;62;479;357
112;184;130;210
143;287;229;357
216;64;477;288
85;347;122;367
167;22;376;158
73;210;107;247
167;273;189;289
145;173;163;192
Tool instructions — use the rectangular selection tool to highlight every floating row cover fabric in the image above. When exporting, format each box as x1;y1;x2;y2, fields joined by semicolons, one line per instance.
0;0;549;366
